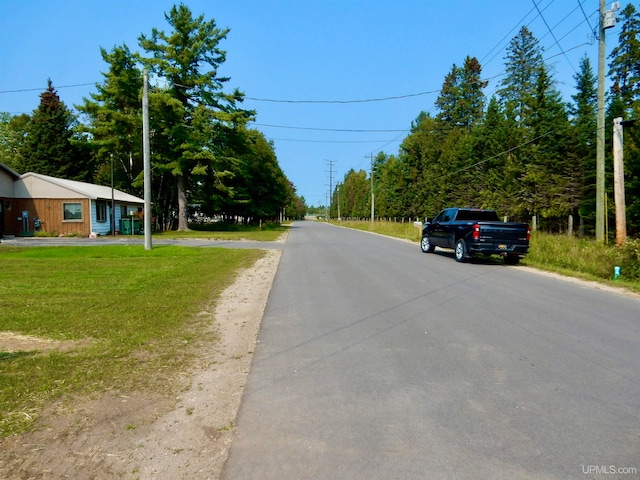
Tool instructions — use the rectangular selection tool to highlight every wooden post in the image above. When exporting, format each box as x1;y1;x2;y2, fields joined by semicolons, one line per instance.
613;117;626;245
568;214;573;237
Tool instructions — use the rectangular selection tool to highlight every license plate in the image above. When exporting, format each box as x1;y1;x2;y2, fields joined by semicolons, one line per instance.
498;244;507;250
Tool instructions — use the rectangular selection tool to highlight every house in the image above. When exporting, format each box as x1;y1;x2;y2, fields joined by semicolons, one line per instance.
0;163;145;237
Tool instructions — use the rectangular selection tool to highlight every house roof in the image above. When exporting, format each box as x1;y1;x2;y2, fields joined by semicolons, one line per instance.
1;162;20;179
20;172;145;204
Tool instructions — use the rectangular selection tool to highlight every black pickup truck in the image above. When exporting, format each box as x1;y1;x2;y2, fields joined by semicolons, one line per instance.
420;208;530;264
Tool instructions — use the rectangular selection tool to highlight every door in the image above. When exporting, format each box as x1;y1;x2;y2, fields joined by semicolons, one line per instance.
430;209;454;247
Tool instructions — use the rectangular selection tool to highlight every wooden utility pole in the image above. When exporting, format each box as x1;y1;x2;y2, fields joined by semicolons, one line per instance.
596;0;606;242
369;153;375;222
613;117;626;245
142;70;152;251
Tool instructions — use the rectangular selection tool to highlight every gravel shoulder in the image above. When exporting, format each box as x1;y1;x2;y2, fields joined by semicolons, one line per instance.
0;248;281;480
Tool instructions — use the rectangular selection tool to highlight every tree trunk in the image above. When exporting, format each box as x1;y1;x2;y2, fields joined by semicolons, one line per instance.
177;174;189;231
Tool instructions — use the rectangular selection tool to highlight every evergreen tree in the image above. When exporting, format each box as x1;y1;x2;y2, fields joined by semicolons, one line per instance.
399;113;446;217
520;64;571;227
435;56;487;131
498;26;544;125
472;97;522;216
371;153;405;218
232;130;290;222
284;189;306;221
339;169;370;219
608;3;640;113
139;4;253;230
571;56;598;233
20;80;85;179
78;45;143;193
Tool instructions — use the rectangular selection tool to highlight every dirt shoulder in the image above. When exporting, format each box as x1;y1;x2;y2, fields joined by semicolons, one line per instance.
0;248;281;480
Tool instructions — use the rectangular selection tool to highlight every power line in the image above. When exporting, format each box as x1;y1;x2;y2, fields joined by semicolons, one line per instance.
0;82;95;94
267;137;402;144
245;89;440;104
479;3;539;67
532;0;577;73
577;0;594;34
253;122;408;133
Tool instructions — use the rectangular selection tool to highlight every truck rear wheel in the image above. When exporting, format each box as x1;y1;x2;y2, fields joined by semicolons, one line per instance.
454;239;467;262
421;235;435;253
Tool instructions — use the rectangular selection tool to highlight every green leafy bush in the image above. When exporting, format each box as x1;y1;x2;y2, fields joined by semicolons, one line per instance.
617;239;640;280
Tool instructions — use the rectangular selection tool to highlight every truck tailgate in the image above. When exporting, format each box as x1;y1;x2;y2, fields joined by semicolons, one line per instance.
476;222;529;242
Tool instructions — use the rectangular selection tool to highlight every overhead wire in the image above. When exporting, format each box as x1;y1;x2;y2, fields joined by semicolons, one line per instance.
0;82;95;94
259;0;598;186
244;89;439;104
533;0;577;73
1;3;599;175
268;138;398;144
252;122;408;133
577;0;595;34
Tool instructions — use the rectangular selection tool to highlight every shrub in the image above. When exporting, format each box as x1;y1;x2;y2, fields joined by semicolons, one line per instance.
616;239;640;280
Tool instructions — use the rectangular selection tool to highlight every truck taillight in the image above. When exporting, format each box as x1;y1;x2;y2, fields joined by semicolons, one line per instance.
526;226;531;242
473;223;480;239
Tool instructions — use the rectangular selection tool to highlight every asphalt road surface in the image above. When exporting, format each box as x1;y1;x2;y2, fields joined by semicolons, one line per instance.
222;221;640;480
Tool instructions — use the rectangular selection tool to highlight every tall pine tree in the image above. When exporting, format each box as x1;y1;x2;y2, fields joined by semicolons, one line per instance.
571;56;598;233
498;26;544;126
78;45;143;192
139;4;253;230
20;80;86;180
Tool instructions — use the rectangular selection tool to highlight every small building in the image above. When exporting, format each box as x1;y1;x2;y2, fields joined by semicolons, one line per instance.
0;164;144;237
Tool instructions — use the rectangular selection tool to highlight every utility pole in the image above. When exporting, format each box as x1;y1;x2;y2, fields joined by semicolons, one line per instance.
142;69;152;251
326;160;335;220
596;1;620;242
613;117;626;245
596;0;606;242
110;153;115;236
369;153;375;222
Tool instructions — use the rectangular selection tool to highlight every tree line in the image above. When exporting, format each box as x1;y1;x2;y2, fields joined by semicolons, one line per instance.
0;4;306;231
331;4;640;237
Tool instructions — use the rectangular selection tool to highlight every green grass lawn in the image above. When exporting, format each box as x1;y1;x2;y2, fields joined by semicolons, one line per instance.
154;222;290;241
332;219;422;242
0;245;263;436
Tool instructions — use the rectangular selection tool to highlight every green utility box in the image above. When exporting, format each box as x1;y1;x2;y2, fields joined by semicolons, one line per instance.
120;218;142;235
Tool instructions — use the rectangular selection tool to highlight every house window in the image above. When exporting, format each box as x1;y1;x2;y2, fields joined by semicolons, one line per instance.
96;201;107;222
63;202;82;221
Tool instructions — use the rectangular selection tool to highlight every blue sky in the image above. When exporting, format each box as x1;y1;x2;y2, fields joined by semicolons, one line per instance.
0;0;623;207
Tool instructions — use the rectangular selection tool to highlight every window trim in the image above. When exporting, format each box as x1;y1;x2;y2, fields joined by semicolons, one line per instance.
96;200;107;223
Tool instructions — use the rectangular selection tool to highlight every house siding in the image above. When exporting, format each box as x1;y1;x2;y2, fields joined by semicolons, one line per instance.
90;200;110;236
11;198;92;236
5;199;145;237
89;200;141;236
1;170;144;237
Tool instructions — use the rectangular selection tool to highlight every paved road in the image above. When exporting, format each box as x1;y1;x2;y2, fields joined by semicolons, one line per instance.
222;221;640;480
